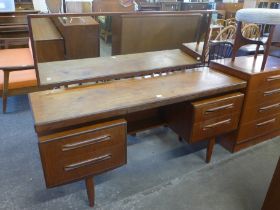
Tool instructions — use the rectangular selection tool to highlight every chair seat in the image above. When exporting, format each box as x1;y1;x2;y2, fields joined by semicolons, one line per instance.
236;8;280;25
0;69;37;90
0;48;36;90
0;48;33;67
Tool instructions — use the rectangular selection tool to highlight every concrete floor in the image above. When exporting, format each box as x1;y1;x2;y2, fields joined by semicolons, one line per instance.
0;95;279;210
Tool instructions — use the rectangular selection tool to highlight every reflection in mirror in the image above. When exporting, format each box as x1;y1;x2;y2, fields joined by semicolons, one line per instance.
28;11;211;66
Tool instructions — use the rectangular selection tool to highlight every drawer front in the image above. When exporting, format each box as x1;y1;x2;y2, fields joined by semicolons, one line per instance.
241;99;280;123
250;71;280;91
237;114;280;143
39;119;127;187
190;114;239;143
192;93;244;123
245;87;280;107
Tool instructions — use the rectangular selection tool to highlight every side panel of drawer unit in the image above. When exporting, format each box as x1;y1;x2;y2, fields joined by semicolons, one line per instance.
249;71;280;91
192;93;244;123
38;119;127;187
190;113;240;143
237;114;280;143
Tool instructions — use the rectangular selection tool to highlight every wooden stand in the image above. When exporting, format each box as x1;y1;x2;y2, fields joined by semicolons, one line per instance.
85;177;95;207
206;138;216;163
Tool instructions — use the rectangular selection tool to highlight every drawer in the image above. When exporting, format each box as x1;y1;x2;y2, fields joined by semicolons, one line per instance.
250;71;280;91
245;86;280;107
241;99;280;123
192;93;244;123
190;114;240;143
39;119;127;187
237;114;280;143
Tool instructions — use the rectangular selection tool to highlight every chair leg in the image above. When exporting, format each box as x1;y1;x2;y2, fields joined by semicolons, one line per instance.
2;71;10;113
2;94;7;113
85;176;95;207
261;25;275;70
206;138;216;163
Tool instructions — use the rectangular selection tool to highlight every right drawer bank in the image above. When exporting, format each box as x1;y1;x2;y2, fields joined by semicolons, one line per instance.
210;56;280;152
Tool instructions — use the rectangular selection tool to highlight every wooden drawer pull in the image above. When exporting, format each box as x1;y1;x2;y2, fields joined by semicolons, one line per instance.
256;118;276;127
264;88;280;96
267;75;280;82
259;103;280;112
205;103;234;114
62;135;111;151
203;119;231;130
64;154;112;171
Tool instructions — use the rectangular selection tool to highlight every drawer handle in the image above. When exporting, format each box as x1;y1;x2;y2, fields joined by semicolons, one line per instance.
259;103;280;112
205;103;234;114
267;75;280;82
62;135;111;151
64;154;112;171
264;88;280;96
203;119;231;130
256;118;276;127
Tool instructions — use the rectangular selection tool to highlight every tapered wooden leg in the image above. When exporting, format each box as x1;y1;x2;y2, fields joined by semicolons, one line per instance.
85;177;95;207
2;71;10;113
178;136;183;142
254;44;260;59
206;138;216;163
261;25;275;70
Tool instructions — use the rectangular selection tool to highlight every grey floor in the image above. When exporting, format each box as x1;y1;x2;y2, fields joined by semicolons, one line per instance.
0;95;279;210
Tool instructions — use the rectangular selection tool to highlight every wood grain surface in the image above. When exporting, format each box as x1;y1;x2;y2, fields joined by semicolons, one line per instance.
210;55;280;76
29;67;246;133
37;49;200;87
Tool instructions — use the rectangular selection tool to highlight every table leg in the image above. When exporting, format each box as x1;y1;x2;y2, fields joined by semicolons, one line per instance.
85;176;95;207
206;138;216;163
2;71;10;113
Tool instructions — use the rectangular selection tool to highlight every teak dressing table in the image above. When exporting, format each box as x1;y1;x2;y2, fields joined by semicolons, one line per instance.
29;49;247;207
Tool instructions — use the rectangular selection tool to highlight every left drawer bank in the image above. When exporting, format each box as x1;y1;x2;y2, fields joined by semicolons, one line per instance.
38;119;127;187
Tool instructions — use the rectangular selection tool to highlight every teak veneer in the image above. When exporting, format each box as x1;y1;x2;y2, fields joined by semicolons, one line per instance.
30;67;246;133
30;18;65;63
210;55;280;152
29;66;246;207
36;49;200;87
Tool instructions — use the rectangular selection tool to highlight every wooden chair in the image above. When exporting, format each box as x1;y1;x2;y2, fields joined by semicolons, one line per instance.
208;41;233;65
216;19;226;26
215;25;236;41
0;47;37;113
225;18;236;27
242;23;260;39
